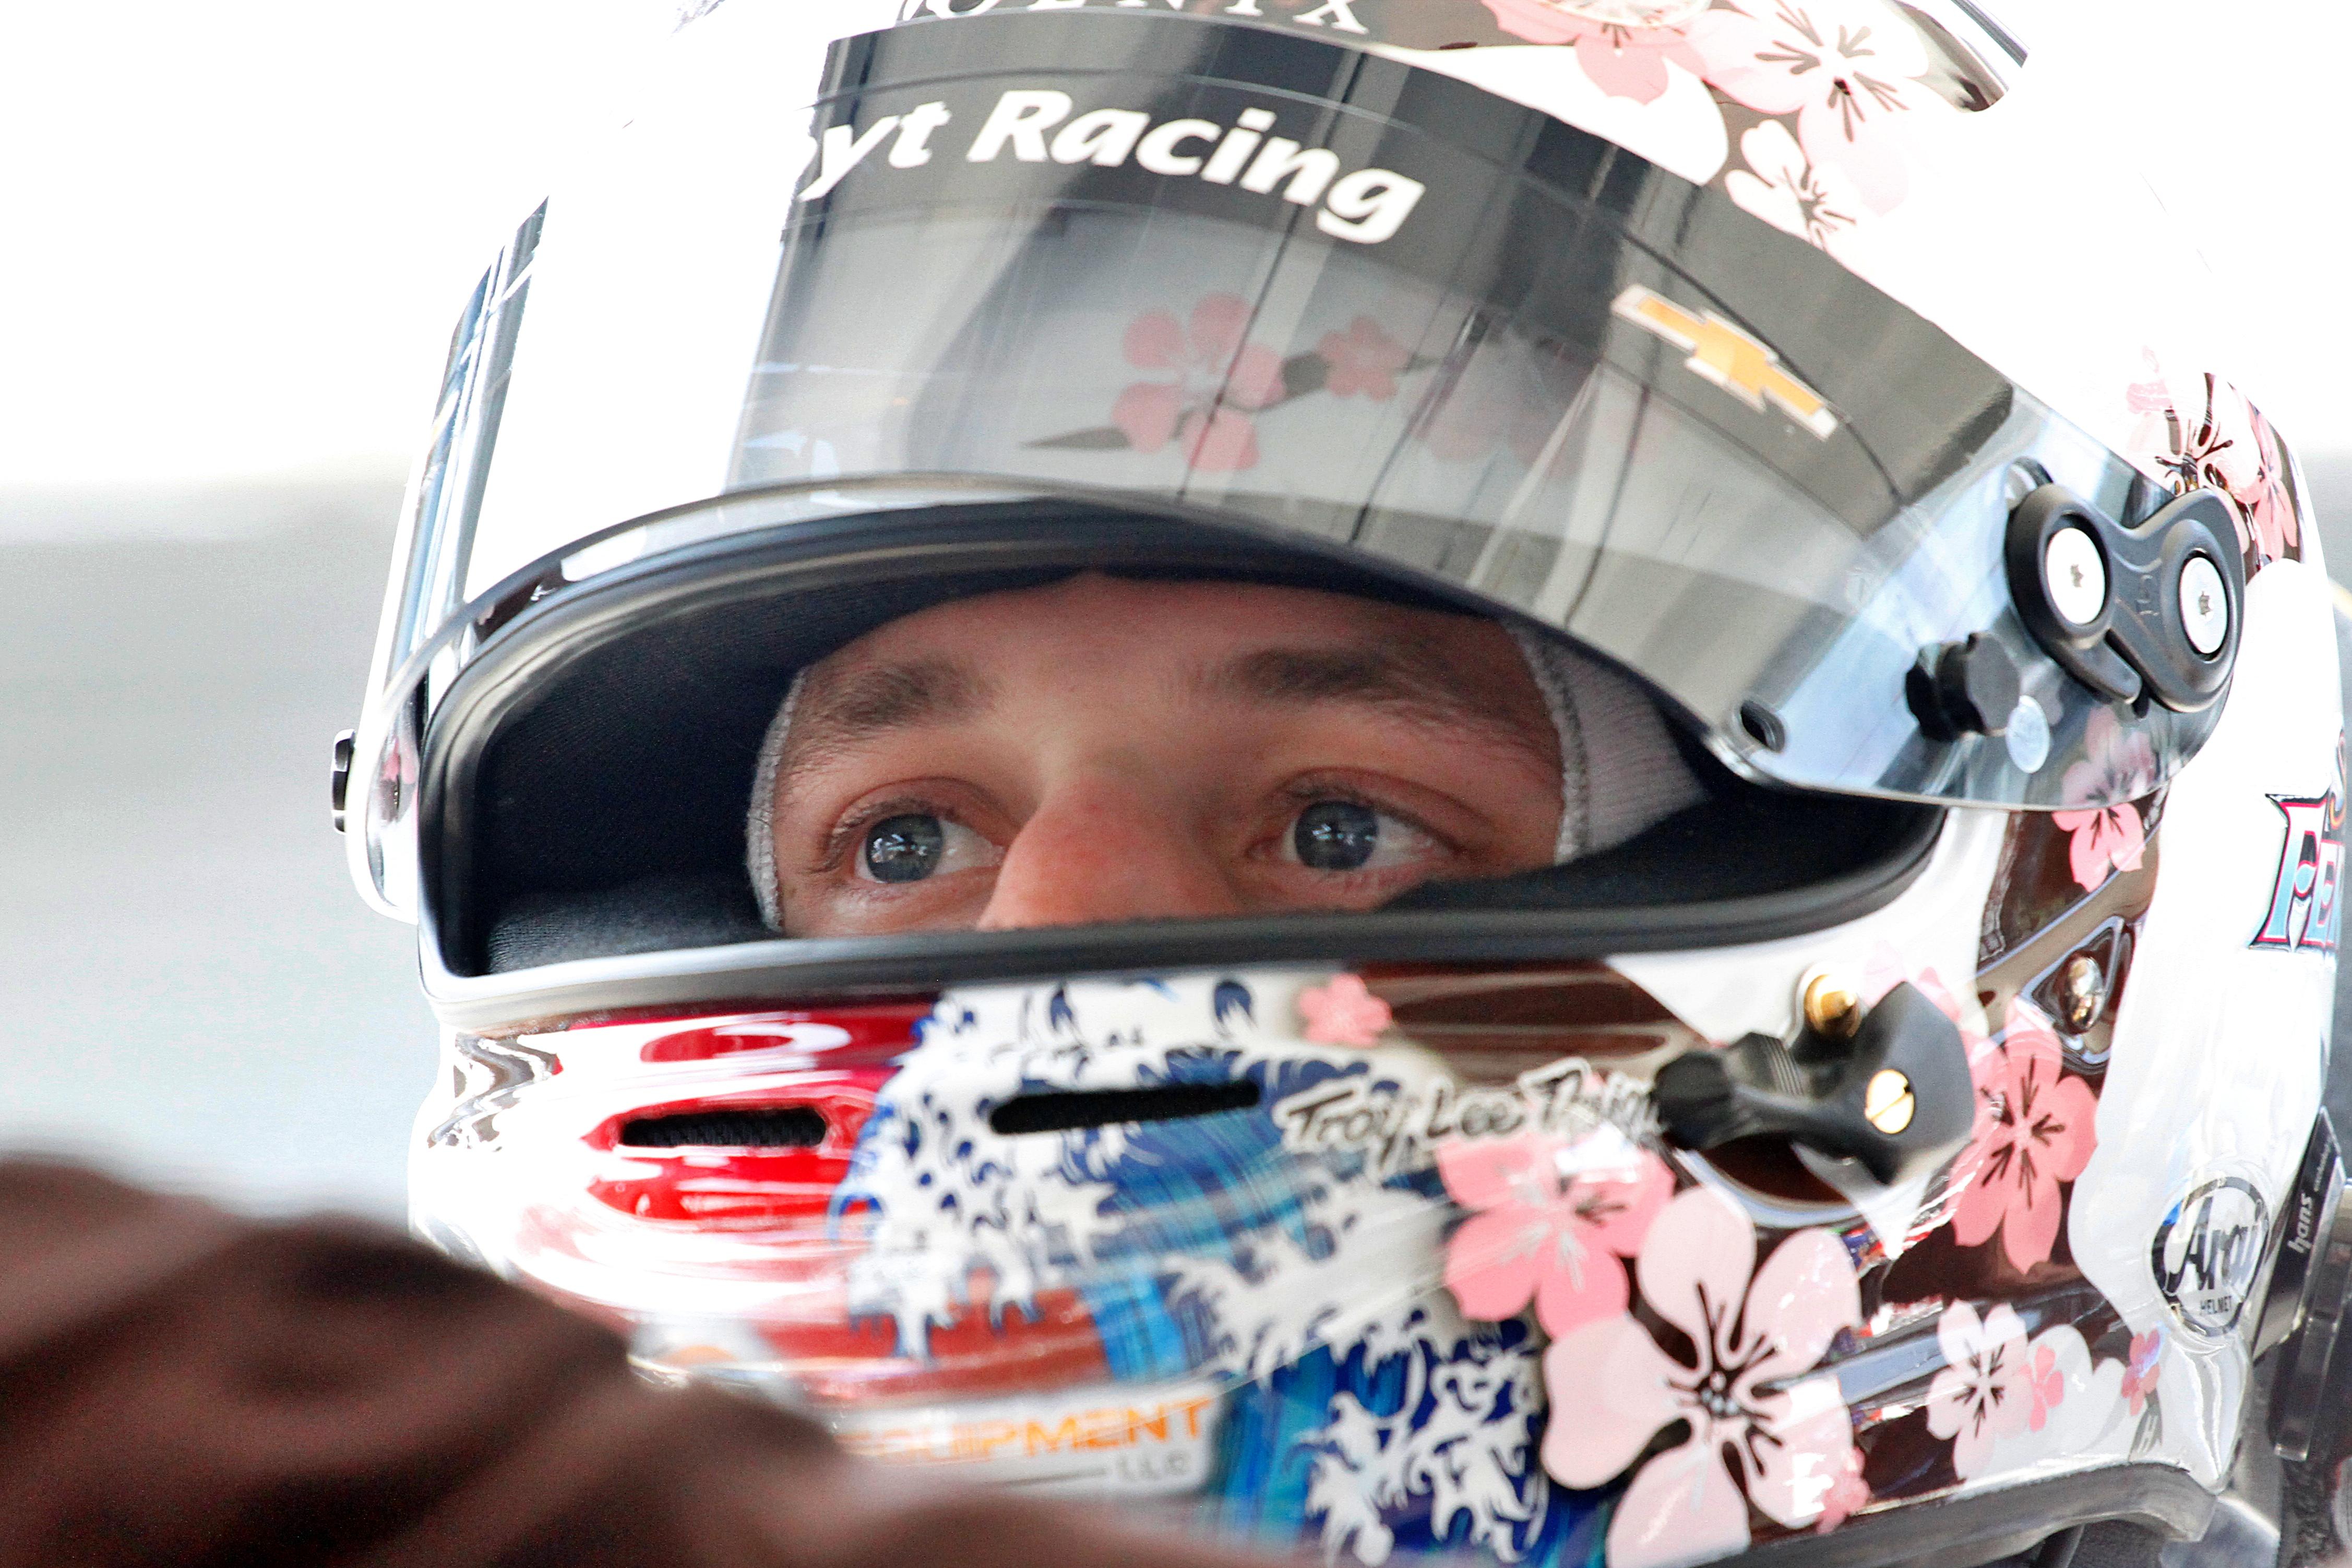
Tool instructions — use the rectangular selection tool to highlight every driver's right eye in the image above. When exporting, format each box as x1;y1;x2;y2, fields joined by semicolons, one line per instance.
857;813;998;883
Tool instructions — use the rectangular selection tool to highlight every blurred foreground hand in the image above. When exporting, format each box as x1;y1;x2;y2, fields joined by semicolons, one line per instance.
0;1159;1286;1568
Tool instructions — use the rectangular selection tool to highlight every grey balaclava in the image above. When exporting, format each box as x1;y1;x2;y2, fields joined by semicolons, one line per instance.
746;625;1702;930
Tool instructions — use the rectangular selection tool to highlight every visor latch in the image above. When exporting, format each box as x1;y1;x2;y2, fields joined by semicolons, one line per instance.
1652;982;1975;1187
330;729;355;834
1907;633;2021;741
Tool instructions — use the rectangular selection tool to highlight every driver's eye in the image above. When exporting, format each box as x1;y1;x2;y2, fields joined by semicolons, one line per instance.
857;813;997;883
1288;799;1431;872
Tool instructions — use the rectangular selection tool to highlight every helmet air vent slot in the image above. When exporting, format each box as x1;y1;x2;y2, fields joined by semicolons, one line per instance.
990;1081;1261;1135
617;1106;828;1149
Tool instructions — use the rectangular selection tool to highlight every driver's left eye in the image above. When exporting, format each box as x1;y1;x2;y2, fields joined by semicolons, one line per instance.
1285;799;1432;872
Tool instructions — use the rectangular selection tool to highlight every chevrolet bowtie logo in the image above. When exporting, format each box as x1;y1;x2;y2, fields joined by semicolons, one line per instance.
1611;284;1839;440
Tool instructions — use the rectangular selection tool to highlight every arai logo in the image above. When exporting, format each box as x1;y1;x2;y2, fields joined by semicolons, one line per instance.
2150;1176;2270;1338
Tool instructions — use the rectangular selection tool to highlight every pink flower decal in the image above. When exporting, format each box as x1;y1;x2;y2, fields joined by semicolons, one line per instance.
1724;121;1862;253
2140;368;2248;500
1690;0;1943;213
2123;1328;2162;1416
1950;1006;2097;1273
1315;316;1412;400
2125;369;2172;417
2050;801;2145;893
2128;357;2303;566
1924;1301;2029;1479
1112;294;1286;473
1438;1;1985;268
1542;1186;1864;1566
2023;1340;2064;1432
2236;401;2302;564
1436;1128;1672;1335
1476;0;1711;103
1816;1446;1870;1533
1297;973;1392;1047
2052;709;2156;891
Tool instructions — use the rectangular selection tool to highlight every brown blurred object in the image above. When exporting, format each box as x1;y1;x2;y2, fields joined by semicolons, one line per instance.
0;1159;1279;1568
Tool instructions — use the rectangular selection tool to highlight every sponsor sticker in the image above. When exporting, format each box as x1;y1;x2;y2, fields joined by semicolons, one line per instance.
796;86;1428;245
829;1379;1222;1495
1610;284;1839;440
2150;1176;2271;1338
2251;742;2346;954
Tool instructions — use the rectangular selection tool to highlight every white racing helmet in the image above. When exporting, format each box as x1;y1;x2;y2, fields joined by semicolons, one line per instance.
339;4;2352;1566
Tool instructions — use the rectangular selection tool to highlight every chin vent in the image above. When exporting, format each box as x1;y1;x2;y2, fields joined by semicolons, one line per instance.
617;1107;828;1149
989;1081;1262;1135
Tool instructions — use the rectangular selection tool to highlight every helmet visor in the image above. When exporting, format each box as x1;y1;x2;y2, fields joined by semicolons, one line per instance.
371;10;2223;849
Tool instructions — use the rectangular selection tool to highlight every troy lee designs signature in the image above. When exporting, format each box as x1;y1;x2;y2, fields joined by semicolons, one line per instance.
1271;1057;1654;1177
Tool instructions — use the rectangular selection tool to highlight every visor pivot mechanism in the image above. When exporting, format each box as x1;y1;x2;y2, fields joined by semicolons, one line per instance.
1653;982;1974;1187
2005;483;2243;714
1907;633;2020;741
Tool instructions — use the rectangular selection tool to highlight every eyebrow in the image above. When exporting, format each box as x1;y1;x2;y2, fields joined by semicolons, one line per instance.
777;637;1555;780
1203;641;1555;765
779;655;990;782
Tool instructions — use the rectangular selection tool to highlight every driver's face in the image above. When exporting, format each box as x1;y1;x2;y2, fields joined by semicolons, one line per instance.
765;573;1563;937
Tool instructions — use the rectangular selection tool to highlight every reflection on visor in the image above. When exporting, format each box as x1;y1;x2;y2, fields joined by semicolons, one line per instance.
707;18;2218;813
354;14;2240;934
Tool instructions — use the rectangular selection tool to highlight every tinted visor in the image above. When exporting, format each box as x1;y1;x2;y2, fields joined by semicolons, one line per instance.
734;15;2222;813
382;13;2216;828
356;11;2231;958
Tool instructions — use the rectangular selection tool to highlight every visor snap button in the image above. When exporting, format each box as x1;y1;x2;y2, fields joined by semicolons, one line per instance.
1864;1069;1916;1135
2044;526;2108;626
2179;553;2229;656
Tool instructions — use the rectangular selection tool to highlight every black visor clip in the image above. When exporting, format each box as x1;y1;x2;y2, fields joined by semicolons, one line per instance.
1653;982;1975;1188
2006;483;2243;715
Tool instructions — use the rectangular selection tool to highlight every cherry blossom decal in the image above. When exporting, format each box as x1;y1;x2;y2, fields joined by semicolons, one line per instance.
2128;352;2306;570
1476;0;1712;103
1723;121;1860;251
1112;294;1287;472
2052;709;2156;891
1297;973;1393;1046
1470;0;1985;260
1436;1127;1673;1335
1033;303;1593;470
1927;1302;2134;1482
1317;316;1414;400
1950;1002;2097;1273
1697;0;1938;216
2122;1327;2162;1416
1032;302;1429;468
1542;1185;1864;1568
1924;1300;2028;1480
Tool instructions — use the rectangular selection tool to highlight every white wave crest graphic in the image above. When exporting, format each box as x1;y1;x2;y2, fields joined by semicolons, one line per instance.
836;973;1547;1567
